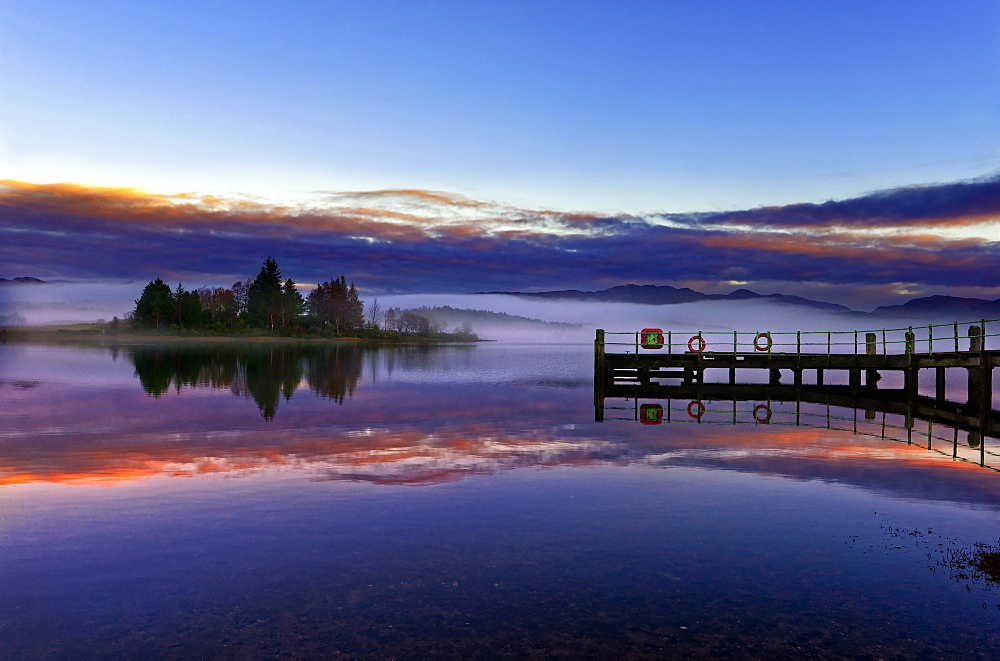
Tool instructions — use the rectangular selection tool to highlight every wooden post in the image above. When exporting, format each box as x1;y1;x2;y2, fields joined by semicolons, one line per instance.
594;330;606;398
851;330;860;393
969;432;981;449
969;325;983;352
696;331;703;383
935;367;946;401
865;332;879;387
967;325;986;412
594;329;606;421
904;330;917;399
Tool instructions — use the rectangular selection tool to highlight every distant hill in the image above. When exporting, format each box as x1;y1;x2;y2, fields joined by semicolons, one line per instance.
872;295;1000;319
478;284;852;312
0;277;48;285
402;305;581;330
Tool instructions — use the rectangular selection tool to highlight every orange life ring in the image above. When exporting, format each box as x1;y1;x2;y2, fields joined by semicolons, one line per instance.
640;328;664;350
754;332;772;352
753;404;772;423
687;400;706;419
639;403;663;425
687;335;706;353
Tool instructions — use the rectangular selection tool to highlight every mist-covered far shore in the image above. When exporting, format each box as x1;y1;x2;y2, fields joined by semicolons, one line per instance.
0;281;140;326
3;280;998;344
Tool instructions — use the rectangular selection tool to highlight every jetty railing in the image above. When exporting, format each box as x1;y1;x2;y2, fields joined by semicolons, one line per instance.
599;318;999;357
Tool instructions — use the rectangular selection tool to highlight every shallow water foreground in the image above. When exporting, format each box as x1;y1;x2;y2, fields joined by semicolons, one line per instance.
1;342;999;658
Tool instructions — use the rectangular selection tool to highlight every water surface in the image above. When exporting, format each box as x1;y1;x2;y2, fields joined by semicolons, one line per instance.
1;341;999;658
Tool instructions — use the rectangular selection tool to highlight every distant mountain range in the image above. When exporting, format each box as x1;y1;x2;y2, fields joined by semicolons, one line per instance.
4;277;999;321
871;295;1000;319
0;277;48;285
479;285;1000;320
478;284;852;312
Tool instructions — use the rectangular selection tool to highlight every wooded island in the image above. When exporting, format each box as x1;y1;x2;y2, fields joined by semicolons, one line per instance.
128;257;478;341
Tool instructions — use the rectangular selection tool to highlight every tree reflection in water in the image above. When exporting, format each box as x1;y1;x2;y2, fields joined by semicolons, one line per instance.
128;343;367;419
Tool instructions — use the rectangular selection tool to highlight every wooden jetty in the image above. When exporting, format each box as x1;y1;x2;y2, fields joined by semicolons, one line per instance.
594;320;999;435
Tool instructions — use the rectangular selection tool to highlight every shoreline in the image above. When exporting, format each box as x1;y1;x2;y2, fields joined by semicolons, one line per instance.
0;325;483;346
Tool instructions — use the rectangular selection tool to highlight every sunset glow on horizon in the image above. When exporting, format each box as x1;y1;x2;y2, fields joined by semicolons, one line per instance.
2;2;999;308
2;175;999;308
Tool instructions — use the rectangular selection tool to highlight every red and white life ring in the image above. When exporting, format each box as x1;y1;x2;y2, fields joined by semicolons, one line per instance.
753;404;772;423
687;400;706;419
754;332;772;352
688;335;706;353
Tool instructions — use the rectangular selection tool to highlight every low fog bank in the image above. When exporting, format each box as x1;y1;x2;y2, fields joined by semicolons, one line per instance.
378;294;910;344
2;284;981;345
0;282;138;325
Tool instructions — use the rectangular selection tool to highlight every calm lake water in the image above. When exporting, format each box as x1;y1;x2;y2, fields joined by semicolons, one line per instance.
2;341;999;658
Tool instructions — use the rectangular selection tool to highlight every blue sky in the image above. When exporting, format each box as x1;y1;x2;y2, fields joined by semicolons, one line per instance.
1;1;999;307
3;1;998;212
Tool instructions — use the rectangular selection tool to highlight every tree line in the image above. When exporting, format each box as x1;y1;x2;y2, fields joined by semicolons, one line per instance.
129;257;477;340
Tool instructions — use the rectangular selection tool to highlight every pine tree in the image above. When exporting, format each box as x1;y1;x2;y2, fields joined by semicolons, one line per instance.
247;257;283;330
280;279;305;329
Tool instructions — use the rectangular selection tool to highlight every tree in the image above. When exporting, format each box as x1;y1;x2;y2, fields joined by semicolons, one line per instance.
365;297;382;331
345;282;364;331
173;283;203;328
280;279;305;329
247;257;283;330
384;307;399;332
305;276;365;334
231;279;250;319
133;278;175;328
400;311;431;336
453;321;478;341
198;287;238;328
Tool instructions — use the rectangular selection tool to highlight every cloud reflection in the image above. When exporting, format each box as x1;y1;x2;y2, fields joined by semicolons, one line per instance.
2;342;998;509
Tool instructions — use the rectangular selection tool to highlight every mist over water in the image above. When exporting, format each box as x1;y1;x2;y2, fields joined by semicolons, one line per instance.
380;293;884;343
3;284;992;349
0;282;139;325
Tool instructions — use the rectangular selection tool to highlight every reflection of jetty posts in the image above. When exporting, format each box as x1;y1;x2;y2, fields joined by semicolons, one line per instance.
596;383;1000;471
594;320;999;431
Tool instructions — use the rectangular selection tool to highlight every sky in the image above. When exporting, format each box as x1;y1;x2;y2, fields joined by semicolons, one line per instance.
2;1;1000;309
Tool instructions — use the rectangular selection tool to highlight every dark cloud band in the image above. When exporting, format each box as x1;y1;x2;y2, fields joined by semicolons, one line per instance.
1;177;998;294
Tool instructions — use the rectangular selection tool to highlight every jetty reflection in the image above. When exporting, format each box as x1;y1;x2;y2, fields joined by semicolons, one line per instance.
597;382;1000;472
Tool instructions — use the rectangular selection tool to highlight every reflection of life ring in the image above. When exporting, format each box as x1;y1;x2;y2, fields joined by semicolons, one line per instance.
754;332;772;352
754;404;772;423
687;400;706;419
639;403;663;425
688;335;706;353
640;328;664;350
